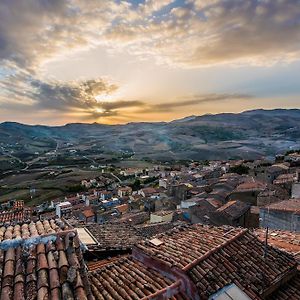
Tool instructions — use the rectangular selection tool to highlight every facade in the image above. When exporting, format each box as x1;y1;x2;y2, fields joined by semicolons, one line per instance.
150;210;174;223
55;201;72;218
260;199;300;231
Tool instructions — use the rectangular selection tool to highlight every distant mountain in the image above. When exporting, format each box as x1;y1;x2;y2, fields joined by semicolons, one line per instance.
1;109;300;162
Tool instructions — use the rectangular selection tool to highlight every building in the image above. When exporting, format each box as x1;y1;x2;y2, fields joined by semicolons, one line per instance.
292;182;300;198
150;210;174;223
260;198;300;231
0;219;93;299
117;186;132;197
229;180;267;205
210;200;251;227
55;201;72;218
88;224;300;299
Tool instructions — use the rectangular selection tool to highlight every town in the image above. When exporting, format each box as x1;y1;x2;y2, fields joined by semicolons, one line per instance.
0;150;299;299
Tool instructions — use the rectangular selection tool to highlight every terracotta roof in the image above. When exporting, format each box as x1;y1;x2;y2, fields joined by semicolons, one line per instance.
262;198;300;214
0;219;69;242
254;228;300;259
110;211;149;225
270;272;300;299
273;173;296;184
0;230;93;300
135;222;181;239
82;209;95;219
235;181;267;192
84;224;142;252
13;200;24;210
89;256;187;300
134;224;297;299
216;200;250;219
115;204;129;214
140;187;157;195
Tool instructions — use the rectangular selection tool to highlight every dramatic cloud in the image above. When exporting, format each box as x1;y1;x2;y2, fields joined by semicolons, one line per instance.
1;0;300;71
0;0;299;123
148;94;254;112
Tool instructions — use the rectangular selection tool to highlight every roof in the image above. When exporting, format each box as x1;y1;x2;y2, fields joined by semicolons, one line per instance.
262;198;300;214
82;209;95;219
216;200;250;219
135;222;181;239
134;224;297;299
254;228;300;259
115;204;128;214
235;181;267;192
273;173;296;184
270;272;300;299
151;210;174;217
140;187;157;195
0;210;31;225
111;211;149;225
83;224;142;252
0;228;92;300
0;219;69;242
89;256;186;300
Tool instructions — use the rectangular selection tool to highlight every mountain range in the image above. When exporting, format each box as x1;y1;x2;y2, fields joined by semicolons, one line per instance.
1;109;300;162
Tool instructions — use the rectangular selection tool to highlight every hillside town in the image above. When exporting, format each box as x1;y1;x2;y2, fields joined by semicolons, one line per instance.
0;151;300;299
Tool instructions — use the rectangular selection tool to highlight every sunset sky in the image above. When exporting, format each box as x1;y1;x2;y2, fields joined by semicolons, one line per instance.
0;0;300;125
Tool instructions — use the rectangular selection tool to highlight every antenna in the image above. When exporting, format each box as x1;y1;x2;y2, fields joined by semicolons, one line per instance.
263;204;270;258
263;226;269;258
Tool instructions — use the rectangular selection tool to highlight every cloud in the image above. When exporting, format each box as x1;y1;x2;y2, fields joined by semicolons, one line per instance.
0;73;145;120
138;93;254;113
0;0;298;122
0;0;300;71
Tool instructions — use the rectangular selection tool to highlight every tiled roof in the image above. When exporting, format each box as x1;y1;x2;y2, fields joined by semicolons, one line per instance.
0;229;93;300
0;219;68;242
254;228;300;259
135;224;242;269
135;222;180;239
270;272;300;299
82;209;95;219
89;256;187;300
262;198;300;214
0;205;32;225
84;224;142;252
111;211;149;225
235;181;267;192
134;224;297;299
151;210;174;217
216;200;250;219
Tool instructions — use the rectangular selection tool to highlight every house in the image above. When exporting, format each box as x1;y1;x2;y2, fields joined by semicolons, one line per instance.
80;208;95;223
229;180;267;205
0;219;92;299
115;203;129;215
257;186;289;207
55;201;72;218
150;210;174;223
82;223;143;255
117;186;132;197
159;178;169;189
101;197;120;209
188;199;217;224
273;173;297;193
100;190;113;200
260;198;300;231
292;182;300;198
138;187;157;197
210;200;251;227
129;224;300;299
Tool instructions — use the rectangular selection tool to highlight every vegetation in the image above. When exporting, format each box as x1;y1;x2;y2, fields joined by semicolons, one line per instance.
229;164;250;175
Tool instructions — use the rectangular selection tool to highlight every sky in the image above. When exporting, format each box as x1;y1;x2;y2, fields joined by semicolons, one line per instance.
0;0;300;125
